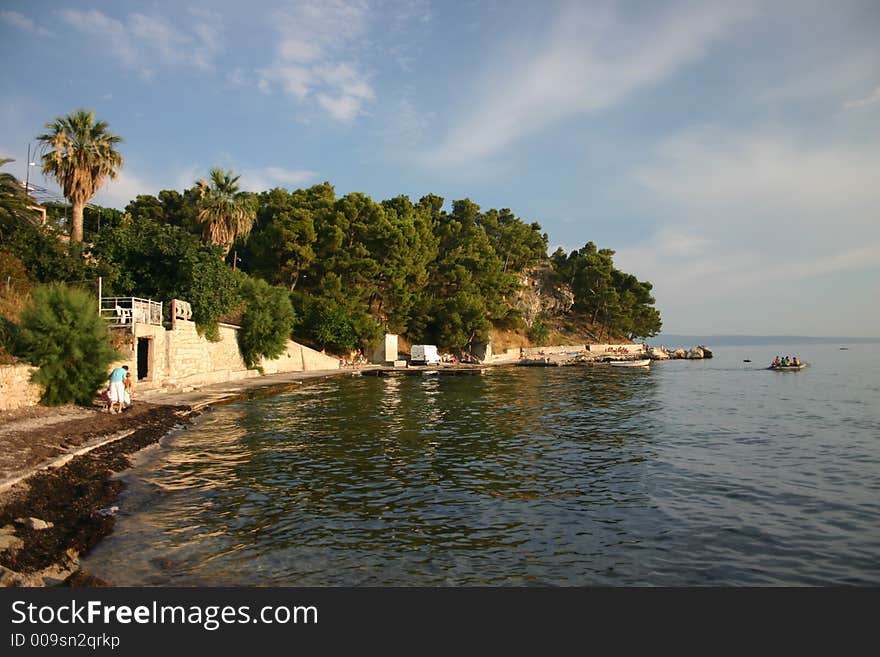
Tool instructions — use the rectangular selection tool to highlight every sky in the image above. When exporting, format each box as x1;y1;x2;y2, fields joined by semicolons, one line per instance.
1;0;879;337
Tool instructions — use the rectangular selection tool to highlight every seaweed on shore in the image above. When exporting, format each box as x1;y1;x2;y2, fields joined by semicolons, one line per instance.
0;404;196;582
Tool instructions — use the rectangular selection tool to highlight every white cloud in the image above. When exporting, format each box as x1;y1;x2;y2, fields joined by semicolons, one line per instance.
59;8;224;77
240;167;317;192
258;0;375;124
423;1;756;167
92;169;161;210
0;10;53;37
844;85;880;109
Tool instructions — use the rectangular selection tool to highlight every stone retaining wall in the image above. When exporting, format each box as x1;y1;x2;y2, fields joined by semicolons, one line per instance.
0;365;42;411
114;319;339;394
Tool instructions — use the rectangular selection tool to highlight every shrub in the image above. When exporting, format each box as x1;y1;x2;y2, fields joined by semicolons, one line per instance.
527;315;550;346
18;283;119;405
237;278;296;368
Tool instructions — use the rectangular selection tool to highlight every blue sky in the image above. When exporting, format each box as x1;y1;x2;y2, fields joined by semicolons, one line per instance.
2;0;879;336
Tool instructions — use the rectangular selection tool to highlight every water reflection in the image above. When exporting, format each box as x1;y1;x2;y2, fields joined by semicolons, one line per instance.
82;351;880;586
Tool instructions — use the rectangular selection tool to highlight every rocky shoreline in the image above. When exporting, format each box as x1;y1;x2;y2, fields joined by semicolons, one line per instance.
0;403;197;587
648;344;714;360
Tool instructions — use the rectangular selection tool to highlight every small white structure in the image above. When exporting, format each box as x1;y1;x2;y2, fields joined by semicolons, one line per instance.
411;344;440;365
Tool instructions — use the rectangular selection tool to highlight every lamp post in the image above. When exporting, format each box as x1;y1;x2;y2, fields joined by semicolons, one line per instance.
25;143;36;197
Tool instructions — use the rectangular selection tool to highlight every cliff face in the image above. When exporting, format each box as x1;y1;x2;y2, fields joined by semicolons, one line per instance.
514;265;574;325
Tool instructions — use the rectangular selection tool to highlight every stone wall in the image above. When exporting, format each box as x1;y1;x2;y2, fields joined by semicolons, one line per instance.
586;344;647;355
111;319;340;395
0;319;341;411
521;344;586;358
0;365;42;410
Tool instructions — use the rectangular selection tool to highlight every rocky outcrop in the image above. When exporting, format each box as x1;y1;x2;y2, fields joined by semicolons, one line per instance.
515;266;574;325
649;345;714;360
649;347;670;360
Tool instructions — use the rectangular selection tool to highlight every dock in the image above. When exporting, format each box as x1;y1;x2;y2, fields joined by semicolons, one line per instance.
358;364;487;376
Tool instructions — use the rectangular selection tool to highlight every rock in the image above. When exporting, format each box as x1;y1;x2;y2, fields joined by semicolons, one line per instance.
15;517;54;530
0;524;16;535
0;534;24;552
62;570;111;588
699;345;714;358
36;562;78;587
0;564;45;587
516;266;575;324
672;349;687;359
649;347;670;360
686;348;704;359
0;564;31;587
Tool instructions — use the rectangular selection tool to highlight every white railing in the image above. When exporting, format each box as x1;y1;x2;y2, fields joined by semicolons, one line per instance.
100;297;163;327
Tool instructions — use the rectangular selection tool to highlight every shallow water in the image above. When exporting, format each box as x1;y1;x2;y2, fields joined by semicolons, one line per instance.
82;343;880;585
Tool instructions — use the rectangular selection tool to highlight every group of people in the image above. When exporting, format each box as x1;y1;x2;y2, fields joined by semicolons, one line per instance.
771;355;801;368
340;350;368;368
102;365;134;413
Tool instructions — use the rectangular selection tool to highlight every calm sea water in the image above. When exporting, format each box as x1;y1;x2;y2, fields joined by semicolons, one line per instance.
82;343;880;586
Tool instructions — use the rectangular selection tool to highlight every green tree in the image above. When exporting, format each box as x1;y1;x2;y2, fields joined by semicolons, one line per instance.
36;110;123;243
195;168;255;256
237;278;296;368
415;198;517;349
18;283;119;405
243;185;325;290
551;242;661;340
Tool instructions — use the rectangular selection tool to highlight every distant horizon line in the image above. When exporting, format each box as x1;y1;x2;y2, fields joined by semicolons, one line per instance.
651;333;880;345
656;333;879;339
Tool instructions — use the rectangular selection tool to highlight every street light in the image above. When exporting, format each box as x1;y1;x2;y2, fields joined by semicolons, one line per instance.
25;143;37;197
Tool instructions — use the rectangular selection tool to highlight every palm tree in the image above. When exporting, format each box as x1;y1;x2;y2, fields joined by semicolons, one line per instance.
36;110;123;243
195;167;255;256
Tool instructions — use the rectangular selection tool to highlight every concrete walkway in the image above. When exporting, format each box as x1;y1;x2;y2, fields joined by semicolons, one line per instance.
139;367;376;410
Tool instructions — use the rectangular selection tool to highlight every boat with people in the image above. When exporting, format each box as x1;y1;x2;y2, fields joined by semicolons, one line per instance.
609;359;650;368
768;355;808;371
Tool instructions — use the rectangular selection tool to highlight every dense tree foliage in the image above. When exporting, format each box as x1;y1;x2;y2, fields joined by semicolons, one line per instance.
79;177;659;353
9;114;663;360
237;277;296;368
551;243;662;339
18;283;119;405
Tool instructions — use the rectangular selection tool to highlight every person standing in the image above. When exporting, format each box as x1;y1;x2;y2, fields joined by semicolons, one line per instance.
108;365;128;414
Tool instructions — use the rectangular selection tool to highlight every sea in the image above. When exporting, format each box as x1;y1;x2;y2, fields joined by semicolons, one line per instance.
81;341;880;586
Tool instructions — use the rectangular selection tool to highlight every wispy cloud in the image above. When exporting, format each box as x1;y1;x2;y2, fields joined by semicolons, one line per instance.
615;127;880;334
258;0;375;124
240;166;318;192
423;1;756;167
633;129;880;230
0;10;53;37
59;8;224;77
844;85;880;109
